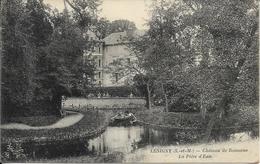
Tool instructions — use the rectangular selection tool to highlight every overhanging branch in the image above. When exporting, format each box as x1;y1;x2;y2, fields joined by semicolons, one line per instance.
65;0;84;20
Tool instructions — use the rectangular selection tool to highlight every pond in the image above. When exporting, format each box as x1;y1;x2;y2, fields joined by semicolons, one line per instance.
87;125;258;155
23;124;258;160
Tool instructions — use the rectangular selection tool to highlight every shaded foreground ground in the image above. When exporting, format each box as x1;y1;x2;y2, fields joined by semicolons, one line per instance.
27;152;124;163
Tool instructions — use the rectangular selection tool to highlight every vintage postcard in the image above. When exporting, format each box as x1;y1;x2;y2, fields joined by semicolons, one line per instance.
1;0;259;163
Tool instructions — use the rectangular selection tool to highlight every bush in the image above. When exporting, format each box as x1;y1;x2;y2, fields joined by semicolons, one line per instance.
71;86;142;97
1;139;27;161
169;95;200;112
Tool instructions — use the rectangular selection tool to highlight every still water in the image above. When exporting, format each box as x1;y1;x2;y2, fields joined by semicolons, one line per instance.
87;125;257;155
24;125;258;159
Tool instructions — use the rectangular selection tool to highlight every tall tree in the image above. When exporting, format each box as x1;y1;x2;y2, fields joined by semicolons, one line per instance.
129;0;195;112
1;0;97;117
181;0;259;141
94;17;111;39
109;19;137;33
65;0;100;29
1;0;53;117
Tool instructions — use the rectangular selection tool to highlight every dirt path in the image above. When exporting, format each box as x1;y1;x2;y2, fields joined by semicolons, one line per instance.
0;111;84;130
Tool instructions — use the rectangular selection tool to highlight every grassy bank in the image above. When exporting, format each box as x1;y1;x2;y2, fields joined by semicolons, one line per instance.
2;115;60;127
135;108;209;129
135;105;259;130
1;108;113;162
1;109;112;144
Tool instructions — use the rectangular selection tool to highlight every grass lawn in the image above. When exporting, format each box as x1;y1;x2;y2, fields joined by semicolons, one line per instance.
1;109;112;144
2;115;61;127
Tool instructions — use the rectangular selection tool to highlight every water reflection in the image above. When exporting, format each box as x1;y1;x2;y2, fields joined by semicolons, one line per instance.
13;125;258;159
88;126;144;154
87;125;258;155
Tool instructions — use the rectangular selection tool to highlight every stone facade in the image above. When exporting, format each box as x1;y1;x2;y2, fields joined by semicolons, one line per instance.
83;30;104;86
84;30;144;87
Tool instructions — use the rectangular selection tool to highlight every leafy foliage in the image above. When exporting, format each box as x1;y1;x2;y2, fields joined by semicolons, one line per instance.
94;18;137;39
111;0;258;117
1;139;27;161
2;0;97;117
109;19;137;33
71;86;142;97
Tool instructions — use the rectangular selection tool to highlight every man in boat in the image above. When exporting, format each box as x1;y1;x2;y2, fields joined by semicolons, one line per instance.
125;111;137;124
110;111;137;125
111;112;124;121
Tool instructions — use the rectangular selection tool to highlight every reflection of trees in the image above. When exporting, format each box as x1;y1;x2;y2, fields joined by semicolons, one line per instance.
134;126;253;147
206;124;259;142
250;127;259;139
135;127;204;148
135;127;150;149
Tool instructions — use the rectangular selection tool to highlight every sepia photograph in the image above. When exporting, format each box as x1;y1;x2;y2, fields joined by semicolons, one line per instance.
0;0;259;163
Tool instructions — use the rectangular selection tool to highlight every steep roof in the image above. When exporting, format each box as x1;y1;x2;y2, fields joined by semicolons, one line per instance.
103;31;127;45
104;30;145;45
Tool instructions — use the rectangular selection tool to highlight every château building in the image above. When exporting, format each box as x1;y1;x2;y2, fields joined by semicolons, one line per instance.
84;29;145;87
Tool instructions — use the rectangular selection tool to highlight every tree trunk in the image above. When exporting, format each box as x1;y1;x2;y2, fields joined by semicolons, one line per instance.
146;83;152;110
202;98;225;142
161;83;168;112
200;94;206;119
202;67;241;142
52;93;62;116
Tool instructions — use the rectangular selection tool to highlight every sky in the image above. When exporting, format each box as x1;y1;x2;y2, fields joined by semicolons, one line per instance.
44;0;152;29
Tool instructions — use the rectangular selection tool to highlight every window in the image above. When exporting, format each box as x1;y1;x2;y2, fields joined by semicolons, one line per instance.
98;59;101;67
115;73;119;82
127;58;130;64
98;72;101;79
98;47;101;53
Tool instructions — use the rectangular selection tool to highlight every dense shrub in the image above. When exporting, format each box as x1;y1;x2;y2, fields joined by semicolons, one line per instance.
1;139;27;162
169;93;200;112
71;86;142;97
